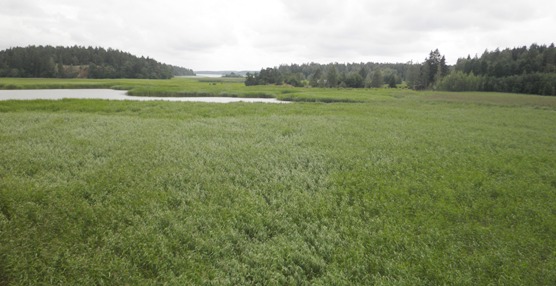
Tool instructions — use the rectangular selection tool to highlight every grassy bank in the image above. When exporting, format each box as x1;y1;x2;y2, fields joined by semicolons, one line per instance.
0;77;414;103
0;77;282;99
0;80;555;284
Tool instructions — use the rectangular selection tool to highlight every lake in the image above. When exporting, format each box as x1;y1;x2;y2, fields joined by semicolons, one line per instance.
0;89;288;103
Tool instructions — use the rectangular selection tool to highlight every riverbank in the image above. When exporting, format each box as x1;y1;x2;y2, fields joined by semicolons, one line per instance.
0;89;288;103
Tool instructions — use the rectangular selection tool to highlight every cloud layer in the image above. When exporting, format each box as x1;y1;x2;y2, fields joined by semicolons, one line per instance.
1;0;555;70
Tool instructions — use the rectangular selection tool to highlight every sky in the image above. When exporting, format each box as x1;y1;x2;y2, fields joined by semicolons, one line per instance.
1;0;555;71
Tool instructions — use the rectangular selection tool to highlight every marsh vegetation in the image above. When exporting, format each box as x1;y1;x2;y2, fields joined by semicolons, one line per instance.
0;78;555;284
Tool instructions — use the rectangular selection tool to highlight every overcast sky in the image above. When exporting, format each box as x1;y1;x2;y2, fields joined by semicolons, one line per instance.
1;0;555;71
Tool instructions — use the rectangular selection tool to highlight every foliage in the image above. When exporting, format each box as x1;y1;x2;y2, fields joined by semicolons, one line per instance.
0;45;195;79
435;71;483;92
455;43;556;76
222;72;244;78
437;71;556;95
242;51;447;90
369;69;384;88
438;43;556;95
402;49;450;90
245;62;407;88
484;73;556;95
244;43;556;96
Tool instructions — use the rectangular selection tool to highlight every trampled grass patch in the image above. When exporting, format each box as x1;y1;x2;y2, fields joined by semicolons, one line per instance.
0;79;555;285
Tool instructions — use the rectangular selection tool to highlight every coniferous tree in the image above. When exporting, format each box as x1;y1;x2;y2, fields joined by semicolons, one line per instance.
241;44;555;95
421;49;448;88
0;45;194;79
445;43;556;95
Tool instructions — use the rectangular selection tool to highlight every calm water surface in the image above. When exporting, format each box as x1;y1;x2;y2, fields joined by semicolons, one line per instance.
0;89;287;103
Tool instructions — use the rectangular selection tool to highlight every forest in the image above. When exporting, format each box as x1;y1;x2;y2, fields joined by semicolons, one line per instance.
0;45;195;79
245;61;412;88
438;43;556;95
246;44;556;96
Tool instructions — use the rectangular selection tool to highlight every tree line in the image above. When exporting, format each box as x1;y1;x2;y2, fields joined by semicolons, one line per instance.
437;43;556;95
245;49;448;90
0;45;195;79
246;44;556;96
246;62;409;88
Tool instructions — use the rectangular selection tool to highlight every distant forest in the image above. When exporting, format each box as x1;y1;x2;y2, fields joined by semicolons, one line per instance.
246;43;556;96
439;44;556;95
244;50;451;90
0;45;195;79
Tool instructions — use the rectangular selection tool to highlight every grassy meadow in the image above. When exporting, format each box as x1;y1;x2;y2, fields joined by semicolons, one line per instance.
0;77;391;102
0;78;555;285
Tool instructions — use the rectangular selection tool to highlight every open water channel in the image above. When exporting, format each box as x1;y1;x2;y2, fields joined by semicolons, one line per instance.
0;89;288;103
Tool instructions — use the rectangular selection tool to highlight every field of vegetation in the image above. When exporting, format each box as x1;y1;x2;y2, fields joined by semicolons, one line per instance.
1;78;555;285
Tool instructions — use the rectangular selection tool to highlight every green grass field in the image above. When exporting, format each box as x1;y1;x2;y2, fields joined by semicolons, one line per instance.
0;77;416;102
1;78;555;285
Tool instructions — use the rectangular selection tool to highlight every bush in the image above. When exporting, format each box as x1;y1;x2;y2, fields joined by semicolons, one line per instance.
436;71;482;91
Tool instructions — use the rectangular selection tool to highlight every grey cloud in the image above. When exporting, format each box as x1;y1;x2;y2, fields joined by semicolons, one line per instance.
1;0;555;70
1;0;44;17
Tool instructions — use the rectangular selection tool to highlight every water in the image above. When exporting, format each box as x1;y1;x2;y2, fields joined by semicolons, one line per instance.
195;73;223;78
0;89;288;103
